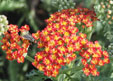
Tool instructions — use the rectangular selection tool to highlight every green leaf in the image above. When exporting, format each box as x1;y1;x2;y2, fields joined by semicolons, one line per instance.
58;74;66;81
0;0;27;12
94;21;103;33
25;70;48;81
8;61;20;81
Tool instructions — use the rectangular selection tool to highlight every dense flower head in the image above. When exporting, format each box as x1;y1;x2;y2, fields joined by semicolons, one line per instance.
1;24;30;63
80;41;110;76
0;8;110;78
46;8;97;29
32;8;109;77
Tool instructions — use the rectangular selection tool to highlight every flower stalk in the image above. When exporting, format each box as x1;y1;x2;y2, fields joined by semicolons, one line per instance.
26;55;34;62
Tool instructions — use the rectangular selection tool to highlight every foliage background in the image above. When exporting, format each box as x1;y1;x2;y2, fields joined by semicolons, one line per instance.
0;0;113;81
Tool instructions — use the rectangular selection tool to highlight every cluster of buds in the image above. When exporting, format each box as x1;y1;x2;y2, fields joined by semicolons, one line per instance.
107;43;113;56
51;0;75;11
94;0;113;24
32;8;109;77
1;24;30;63
0;15;9;35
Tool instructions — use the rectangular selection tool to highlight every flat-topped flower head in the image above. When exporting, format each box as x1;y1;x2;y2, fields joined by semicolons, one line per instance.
31;8;105;77
1;24;30;63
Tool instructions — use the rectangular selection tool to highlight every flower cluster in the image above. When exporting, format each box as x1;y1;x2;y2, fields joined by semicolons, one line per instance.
46;8;97;30
32;25;79;77
0;8;110;77
1;24;30;63
80;41;110;76
32;8;109;77
0;15;9;35
51;0;75;11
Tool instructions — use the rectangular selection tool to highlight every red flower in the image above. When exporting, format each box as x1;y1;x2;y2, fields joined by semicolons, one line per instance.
83;67;90;76
31;8;109;77
1;24;30;63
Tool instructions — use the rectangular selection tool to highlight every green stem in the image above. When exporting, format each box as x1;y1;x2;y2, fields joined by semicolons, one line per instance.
87;32;93;41
85;26;93;41
17;14;26;27
51;77;57;81
59;65;83;74
28;10;39;31
65;73;72;80
26;55;34;62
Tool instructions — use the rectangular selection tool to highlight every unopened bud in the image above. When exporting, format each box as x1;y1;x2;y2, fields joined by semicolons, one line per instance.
109;0;113;4
108;10;112;14
107;4;110;8
107;15;111;19
102;5;105;8
108;21;112;24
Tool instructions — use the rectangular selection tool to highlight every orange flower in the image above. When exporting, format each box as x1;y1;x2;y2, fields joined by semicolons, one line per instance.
31;8;109;77
91;68;99;76
43;57;51;65
82;58;88;67
83;67;90;76
37;64;45;71
52;69;59;77
1;24;30;63
91;58;98;65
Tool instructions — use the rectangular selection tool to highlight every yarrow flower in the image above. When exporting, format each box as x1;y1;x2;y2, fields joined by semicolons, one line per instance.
1;24;30;63
0;8;110;77
32;8;109;77
80;41;110;76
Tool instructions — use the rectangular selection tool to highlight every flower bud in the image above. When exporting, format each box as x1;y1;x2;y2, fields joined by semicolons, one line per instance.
0;15;9;35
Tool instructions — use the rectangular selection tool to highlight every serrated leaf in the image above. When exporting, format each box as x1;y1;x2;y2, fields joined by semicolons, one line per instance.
70;70;82;80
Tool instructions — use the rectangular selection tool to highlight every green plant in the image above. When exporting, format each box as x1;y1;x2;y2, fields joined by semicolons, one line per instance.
0;0;113;81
